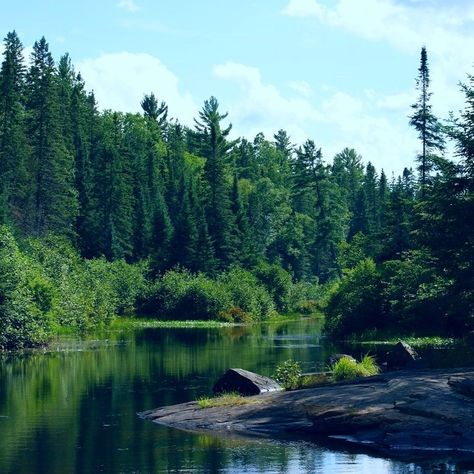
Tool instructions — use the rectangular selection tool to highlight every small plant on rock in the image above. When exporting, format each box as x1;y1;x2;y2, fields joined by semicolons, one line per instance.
273;360;302;390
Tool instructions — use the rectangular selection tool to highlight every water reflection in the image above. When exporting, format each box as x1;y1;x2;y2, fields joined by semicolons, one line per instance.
0;319;468;473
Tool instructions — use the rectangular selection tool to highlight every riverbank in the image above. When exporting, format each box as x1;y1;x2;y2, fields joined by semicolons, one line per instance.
140;368;474;460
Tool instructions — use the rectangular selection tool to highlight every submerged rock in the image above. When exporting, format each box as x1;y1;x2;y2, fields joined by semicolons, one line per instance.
212;368;283;396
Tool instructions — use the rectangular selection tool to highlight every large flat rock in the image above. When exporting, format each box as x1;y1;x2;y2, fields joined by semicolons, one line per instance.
139;368;474;459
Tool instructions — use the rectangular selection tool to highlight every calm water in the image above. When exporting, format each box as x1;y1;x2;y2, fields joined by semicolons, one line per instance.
0;319;471;473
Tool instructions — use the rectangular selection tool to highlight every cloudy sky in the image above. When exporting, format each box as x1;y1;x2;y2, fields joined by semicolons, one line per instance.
2;0;474;174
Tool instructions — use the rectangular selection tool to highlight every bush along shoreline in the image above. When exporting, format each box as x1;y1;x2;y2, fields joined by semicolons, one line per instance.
0;227;322;351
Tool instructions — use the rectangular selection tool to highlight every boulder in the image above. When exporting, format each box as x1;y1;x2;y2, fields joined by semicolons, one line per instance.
328;354;356;366
385;341;421;369
213;368;283;396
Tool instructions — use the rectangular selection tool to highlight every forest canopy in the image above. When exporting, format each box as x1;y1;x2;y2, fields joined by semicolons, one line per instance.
0;33;473;349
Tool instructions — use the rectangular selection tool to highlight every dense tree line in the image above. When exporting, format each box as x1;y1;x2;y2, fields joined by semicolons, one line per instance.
0;33;473;344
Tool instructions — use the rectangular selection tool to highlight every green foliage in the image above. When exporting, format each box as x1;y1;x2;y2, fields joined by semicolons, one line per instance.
197;392;247;409
380;250;449;333
1;31;474;348
140;267;275;322
326;251;450;337
142;269;231;320
325;259;383;337
273;359;302;390
0;227;52;349
331;355;379;381
252;262;293;312
219;267;275;321
86;258;147;316
0;227;147;349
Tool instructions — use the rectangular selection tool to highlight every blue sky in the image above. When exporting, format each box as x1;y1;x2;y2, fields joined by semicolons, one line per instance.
2;0;474;174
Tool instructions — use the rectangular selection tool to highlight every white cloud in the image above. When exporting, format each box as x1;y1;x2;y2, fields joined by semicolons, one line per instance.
376;91;416;111
321;91;418;172
288;80;314;98
77;52;197;124
214;61;417;173
117;0;140;13
214;61;321;144
282;0;474;114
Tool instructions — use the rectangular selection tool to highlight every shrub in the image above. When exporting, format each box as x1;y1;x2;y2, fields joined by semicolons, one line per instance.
0;227;52;350
289;279;327;315
252;262;293;312
142;267;275;322
273;359;302;390
87;258;147;316
219;267;275;321
325;258;384;337
141;269;233;320
381;251;448;334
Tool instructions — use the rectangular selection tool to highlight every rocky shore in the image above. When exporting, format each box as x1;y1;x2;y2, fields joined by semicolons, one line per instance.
140;368;474;459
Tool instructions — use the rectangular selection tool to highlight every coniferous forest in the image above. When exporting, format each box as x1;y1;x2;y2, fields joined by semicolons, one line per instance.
0;32;473;350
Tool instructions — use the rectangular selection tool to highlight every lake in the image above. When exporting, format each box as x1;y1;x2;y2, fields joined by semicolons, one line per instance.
0;319;469;473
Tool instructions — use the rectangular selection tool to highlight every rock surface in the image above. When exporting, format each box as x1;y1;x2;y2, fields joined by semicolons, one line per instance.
140;368;474;459
212;368;283;396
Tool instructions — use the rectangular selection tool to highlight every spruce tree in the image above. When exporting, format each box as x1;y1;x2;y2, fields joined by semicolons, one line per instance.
195;96;236;268
409;46;445;198
0;31;28;228
26;37;78;237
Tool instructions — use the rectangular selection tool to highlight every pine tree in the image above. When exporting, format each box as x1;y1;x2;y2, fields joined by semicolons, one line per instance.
150;189;173;273
72;82;97;255
195;96;236;267
332;148;364;238
141;92;168;129
169;176;199;270
25;37;78;236
89;112;133;259
364;162;378;235
293;140;344;280
409;46;445;198
0;31;29;228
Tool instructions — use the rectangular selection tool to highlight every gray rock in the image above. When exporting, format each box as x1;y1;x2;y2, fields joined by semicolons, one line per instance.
213;368;283;396
140;367;474;460
328;354;356;366
385;341;420;369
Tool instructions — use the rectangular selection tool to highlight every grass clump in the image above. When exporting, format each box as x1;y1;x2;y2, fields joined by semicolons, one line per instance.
197;392;248;409
331;354;380;382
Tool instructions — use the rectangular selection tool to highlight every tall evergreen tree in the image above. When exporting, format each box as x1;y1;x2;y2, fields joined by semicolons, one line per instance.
195;96;236;267
409;47;445;198
141;92;168;129
0;31;28;228
26;37;78;236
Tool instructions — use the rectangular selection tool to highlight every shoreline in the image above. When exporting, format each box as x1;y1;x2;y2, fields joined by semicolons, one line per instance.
140;367;474;460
